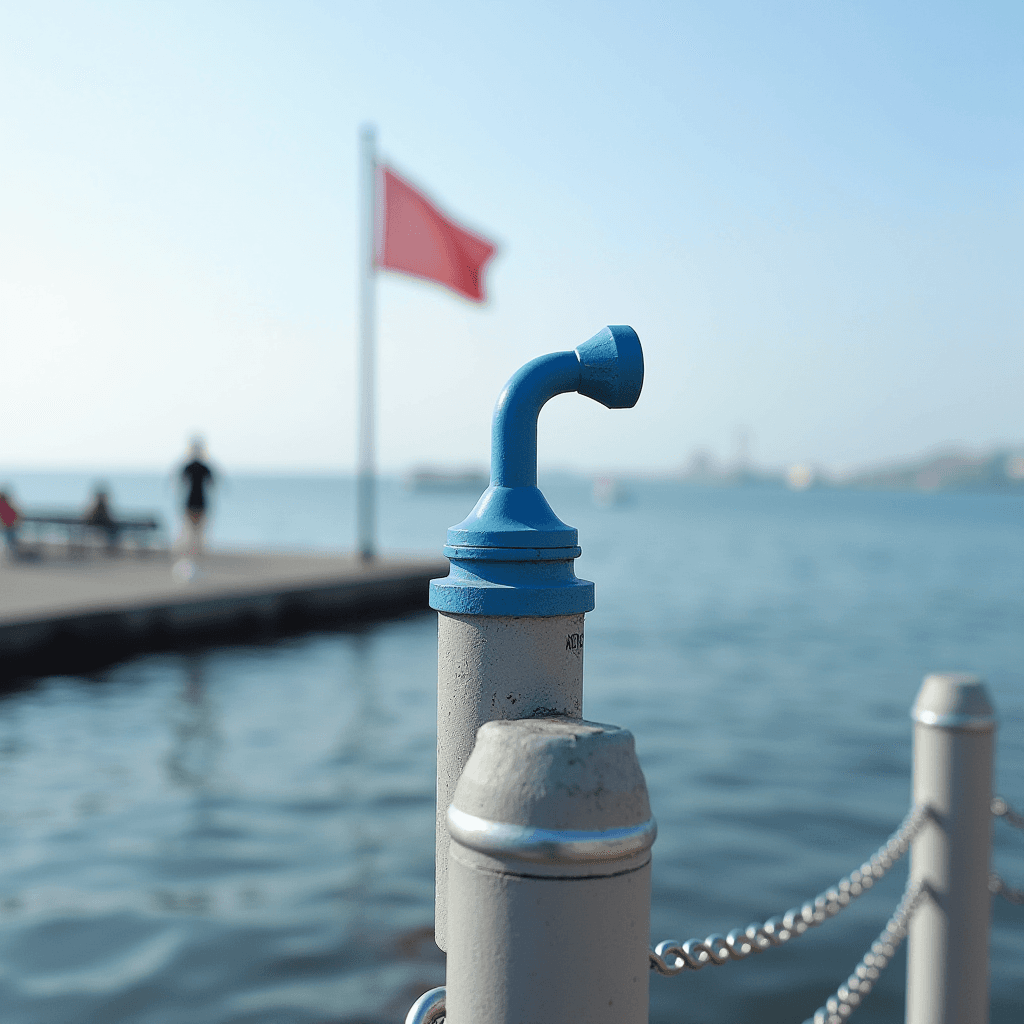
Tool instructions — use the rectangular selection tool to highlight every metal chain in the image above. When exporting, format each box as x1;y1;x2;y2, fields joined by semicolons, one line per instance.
991;797;1024;905
992;796;1024;831
406;797;1015;1024
802;880;926;1024
404;986;445;1024
990;871;1024;906
650;805;928;975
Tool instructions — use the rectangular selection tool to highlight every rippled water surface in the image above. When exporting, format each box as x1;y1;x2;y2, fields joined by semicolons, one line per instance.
0;475;1021;1023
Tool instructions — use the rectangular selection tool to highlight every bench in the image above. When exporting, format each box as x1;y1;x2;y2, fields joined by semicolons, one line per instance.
17;512;164;554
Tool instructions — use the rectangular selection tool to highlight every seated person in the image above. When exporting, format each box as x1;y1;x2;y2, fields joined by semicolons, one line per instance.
0;489;19;556
85;486;119;549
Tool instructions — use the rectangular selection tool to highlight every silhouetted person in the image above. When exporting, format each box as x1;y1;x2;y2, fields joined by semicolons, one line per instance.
180;439;215;558
86;486;119;550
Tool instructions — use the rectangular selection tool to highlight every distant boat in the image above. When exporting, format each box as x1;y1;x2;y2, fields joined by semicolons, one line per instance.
592;476;627;507
405;468;490;493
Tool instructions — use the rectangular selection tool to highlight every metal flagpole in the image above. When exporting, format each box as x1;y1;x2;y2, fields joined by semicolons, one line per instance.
357;125;377;560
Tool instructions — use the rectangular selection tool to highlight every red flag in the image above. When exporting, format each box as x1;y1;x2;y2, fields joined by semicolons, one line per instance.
377;166;497;302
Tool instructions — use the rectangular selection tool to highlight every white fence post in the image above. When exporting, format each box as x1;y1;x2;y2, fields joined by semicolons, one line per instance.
445;717;655;1024
906;672;995;1024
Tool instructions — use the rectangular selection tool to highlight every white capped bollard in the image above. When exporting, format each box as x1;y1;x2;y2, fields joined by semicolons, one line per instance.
429;325;644;949
906;672;995;1024
446;717;655;1024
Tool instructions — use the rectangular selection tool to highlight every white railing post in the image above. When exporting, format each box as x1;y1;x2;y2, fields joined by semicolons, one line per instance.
445;717;655;1024
906;672;996;1024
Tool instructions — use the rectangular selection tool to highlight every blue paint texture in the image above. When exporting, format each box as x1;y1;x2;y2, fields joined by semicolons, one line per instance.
430;325;643;616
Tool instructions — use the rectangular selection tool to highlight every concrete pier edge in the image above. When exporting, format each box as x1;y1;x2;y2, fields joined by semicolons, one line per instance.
0;550;448;681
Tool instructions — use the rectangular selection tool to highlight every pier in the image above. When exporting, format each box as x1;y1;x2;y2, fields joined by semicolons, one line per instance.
0;547;448;678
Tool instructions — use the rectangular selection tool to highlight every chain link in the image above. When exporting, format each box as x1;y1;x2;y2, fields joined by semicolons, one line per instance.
992;796;1024;831
991;796;1024;905
650;805;927;976
403;986;445;1024
802;880;926;1024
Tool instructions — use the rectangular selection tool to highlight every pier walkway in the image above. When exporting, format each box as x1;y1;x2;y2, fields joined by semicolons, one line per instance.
0;547;448;677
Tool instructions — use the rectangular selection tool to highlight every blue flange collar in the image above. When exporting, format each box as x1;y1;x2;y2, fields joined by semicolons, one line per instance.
430;326;643;617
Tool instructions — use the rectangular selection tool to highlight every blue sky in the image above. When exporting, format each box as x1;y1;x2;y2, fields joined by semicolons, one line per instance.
1;1;1021;474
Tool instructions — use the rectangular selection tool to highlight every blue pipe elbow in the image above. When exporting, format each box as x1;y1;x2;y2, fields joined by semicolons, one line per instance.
430;325;643;617
492;326;644;488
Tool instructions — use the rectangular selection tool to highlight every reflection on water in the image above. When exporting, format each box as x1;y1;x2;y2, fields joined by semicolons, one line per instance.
0;484;1021;1023
157;656;222;916
165;658;221;795
330;630;398;948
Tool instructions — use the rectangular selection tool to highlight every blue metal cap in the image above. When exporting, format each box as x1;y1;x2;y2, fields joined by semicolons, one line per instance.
430;326;643;617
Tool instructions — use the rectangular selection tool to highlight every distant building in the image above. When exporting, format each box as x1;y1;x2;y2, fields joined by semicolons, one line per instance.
842;448;1024;493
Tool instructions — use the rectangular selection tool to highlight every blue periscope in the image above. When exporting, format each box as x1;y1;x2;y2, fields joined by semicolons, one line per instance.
429;325;644;617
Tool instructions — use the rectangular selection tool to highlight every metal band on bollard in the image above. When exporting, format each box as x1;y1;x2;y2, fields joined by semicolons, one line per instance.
447;804;657;863
445;717;655;1024
906;672;995;1024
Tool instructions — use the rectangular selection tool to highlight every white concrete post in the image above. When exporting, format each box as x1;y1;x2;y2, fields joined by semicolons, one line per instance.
435;612;584;948
445;717;655;1024
906;672;995;1024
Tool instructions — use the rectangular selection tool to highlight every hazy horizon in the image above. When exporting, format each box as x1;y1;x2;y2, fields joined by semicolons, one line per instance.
2;437;1022;482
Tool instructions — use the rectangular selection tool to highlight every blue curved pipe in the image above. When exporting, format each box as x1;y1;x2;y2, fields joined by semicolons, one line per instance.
491;351;581;488
490;325;644;488
430;325;644;616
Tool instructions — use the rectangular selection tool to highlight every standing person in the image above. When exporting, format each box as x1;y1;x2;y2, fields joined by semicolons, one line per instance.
180;438;215;559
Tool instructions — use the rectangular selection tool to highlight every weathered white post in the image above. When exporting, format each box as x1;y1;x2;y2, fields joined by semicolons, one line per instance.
906;672;996;1024
445;717;655;1024
428;325;644;949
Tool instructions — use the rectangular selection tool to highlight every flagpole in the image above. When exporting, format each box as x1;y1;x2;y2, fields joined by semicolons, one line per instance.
357;125;377;560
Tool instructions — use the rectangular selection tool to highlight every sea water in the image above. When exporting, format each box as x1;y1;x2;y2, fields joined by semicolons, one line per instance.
0;473;1021;1024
